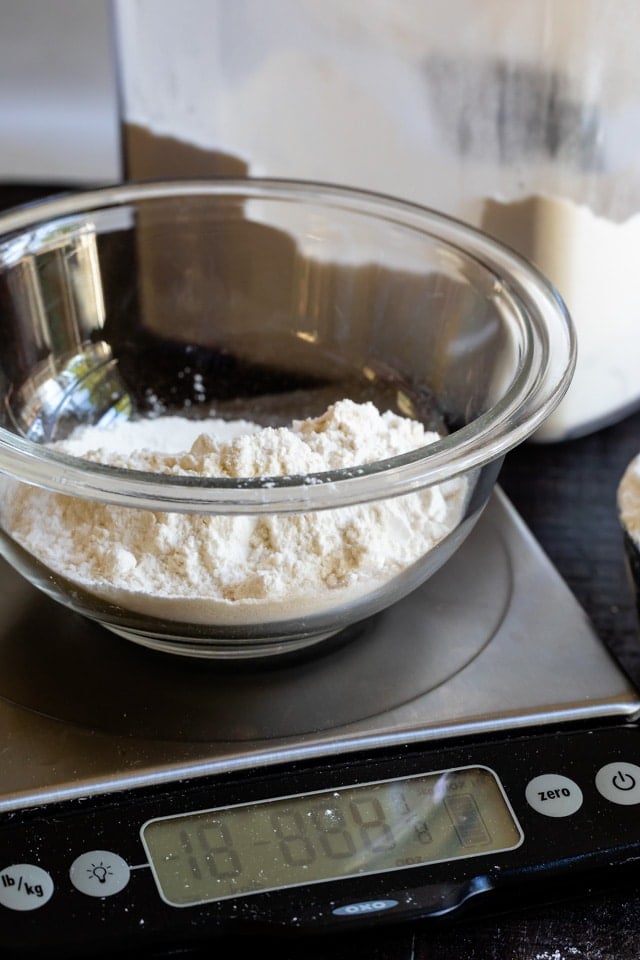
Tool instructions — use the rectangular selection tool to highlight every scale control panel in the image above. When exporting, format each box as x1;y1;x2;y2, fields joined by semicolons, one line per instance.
2;723;640;957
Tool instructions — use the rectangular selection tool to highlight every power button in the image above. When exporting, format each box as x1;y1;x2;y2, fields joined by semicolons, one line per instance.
595;762;640;805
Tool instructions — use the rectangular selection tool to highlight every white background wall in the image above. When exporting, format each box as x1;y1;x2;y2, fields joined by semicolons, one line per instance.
0;0;120;182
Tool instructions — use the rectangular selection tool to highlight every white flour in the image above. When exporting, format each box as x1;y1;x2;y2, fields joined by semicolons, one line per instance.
618;453;640;545
1;400;467;624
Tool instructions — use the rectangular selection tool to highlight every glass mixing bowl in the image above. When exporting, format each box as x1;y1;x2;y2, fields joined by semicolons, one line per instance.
0;180;575;659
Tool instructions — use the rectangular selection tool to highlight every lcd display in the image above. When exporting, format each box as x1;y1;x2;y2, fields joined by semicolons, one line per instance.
142;766;522;906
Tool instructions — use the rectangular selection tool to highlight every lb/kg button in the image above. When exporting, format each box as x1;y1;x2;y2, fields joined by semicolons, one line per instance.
595;762;640;805
0;864;54;911
525;774;583;817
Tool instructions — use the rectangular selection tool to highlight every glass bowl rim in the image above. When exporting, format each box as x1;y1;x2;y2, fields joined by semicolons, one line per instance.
0;177;576;514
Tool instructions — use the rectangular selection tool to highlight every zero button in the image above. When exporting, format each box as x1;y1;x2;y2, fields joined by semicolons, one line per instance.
525;774;583;817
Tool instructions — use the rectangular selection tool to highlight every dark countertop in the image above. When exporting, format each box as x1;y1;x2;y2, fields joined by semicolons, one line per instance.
1;183;640;960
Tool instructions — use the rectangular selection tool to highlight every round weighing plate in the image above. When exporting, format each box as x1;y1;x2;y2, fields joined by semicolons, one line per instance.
0;515;510;742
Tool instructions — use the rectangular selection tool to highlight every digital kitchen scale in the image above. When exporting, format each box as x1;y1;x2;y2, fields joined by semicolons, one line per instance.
1;488;640;958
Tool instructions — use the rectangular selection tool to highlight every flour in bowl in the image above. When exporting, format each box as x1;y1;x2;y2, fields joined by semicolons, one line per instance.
0;400;467;624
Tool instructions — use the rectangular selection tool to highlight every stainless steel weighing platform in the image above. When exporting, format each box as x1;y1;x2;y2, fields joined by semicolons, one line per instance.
0;488;638;814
